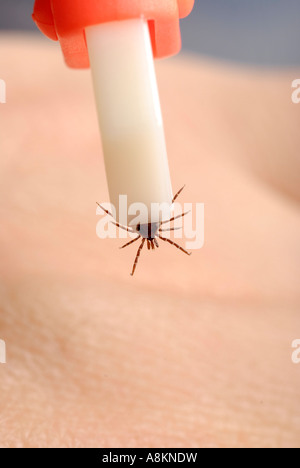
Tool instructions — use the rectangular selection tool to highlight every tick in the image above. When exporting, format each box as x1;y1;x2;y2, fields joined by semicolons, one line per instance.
97;186;191;276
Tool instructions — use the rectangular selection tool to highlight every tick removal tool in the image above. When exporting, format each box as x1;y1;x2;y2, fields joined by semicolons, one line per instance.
32;0;194;274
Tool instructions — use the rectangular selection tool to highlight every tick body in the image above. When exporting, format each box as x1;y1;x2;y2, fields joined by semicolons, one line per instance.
97;186;191;276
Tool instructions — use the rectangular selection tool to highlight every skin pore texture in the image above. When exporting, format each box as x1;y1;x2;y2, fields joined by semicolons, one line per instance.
0;34;299;448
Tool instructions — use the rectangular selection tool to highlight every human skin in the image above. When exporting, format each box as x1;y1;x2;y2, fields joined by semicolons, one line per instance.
0;34;300;448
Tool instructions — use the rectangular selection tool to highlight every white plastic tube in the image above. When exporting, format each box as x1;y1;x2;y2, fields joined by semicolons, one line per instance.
86;18;173;226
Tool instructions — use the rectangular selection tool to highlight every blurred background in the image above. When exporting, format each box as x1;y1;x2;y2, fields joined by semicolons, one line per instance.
0;0;300;67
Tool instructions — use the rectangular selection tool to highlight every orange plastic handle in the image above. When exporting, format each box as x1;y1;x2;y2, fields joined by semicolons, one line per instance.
32;0;194;68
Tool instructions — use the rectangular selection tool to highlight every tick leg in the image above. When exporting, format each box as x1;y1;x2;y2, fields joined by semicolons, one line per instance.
131;239;146;276
160;211;190;225
96;202;134;233
159;226;182;232
111;221;134;233
158;235;191;256
154;238;159;248
96;202;113;217
120;236;140;249
151;240;155;250
172;185;185;203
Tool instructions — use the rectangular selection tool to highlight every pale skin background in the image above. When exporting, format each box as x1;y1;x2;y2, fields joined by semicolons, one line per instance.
0;34;300;448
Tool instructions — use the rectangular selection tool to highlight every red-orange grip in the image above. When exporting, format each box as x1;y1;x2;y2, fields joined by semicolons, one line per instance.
32;0;194;68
